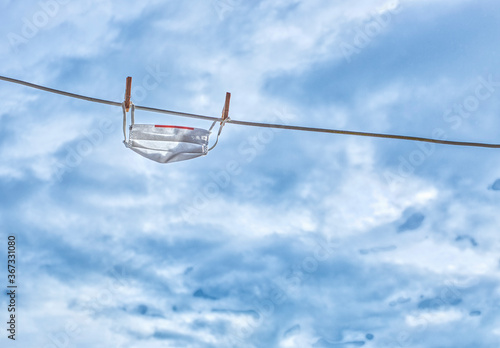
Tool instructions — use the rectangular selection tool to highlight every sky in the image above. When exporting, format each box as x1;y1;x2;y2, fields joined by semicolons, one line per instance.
1;0;500;347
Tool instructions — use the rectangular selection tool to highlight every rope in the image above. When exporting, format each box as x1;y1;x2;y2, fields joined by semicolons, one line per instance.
227;120;500;149
1;75;499;149
0;75;122;107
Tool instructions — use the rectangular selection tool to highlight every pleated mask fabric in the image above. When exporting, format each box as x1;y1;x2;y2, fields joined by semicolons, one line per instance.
127;124;210;163
122;103;222;164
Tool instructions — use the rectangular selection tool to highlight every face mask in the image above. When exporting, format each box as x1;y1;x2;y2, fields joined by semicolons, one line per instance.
122;103;224;164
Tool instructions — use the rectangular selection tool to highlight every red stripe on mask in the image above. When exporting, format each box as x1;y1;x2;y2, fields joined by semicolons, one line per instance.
155;125;195;130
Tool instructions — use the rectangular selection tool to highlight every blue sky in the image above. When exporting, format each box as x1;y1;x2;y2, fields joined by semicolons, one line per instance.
1;0;500;347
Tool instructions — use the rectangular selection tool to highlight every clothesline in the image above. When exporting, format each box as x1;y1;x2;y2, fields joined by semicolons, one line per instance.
1;75;499;149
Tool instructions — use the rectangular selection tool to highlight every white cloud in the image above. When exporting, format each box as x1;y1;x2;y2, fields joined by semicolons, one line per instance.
406;309;463;326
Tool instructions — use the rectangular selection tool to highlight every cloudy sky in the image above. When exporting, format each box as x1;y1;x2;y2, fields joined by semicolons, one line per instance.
1;0;500;347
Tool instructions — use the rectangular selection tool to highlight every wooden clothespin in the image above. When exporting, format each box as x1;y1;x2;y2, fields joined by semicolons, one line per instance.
222;92;231;124
124;76;132;112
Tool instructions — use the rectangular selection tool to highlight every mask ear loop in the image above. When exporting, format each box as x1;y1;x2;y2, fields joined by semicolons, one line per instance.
208;117;229;152
122;101;135;147
131;102;135;126
208;92;231;152
122;102;128;145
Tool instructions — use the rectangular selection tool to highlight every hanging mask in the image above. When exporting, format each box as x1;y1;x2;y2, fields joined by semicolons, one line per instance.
122;103;226;164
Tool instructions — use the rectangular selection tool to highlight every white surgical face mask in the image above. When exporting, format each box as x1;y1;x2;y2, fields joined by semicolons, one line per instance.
122;103;224;164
